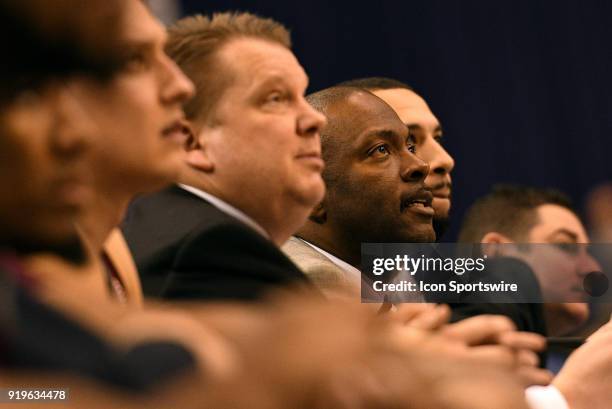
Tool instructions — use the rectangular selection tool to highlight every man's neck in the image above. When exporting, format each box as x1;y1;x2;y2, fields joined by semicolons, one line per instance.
79;188;130;253
178;171;299;247
178;183;273;240
297;226;361;268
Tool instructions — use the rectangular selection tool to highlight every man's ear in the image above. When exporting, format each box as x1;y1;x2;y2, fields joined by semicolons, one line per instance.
184;122;214;173
309;202;327;224
480;232;513;257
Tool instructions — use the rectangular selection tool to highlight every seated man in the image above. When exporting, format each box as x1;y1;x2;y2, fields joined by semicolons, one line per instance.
40;0;193;307
457;185;593;337
288;76;458;297
122;12;327;301
0;0;197;391
337;77;455;240
282;86;434;297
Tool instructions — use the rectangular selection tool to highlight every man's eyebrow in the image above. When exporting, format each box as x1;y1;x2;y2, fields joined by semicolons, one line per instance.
254;75;291;90
122;26;166;53
121;41;155;55
547;228;579;242
406;123;443;134
357;128;403;146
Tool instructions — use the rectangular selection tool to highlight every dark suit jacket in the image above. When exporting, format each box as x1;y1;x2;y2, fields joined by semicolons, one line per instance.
121;185;311;301
449;257;548;336
0;256;195;391
448;257;548;366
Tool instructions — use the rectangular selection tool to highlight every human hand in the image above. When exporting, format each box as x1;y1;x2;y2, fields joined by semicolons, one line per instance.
440;315;552;387
554;322;612;409
387;303;451;330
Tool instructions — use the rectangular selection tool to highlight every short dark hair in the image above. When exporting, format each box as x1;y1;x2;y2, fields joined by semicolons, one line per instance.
0;0;126;103
336;76;413;92
458;184;576;243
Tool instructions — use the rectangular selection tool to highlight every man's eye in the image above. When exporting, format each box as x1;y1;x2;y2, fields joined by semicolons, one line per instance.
554;242;579;255
265;92;285;104
406;132;417;153
125;53;148;71
434;134;444;144
369;144;390;157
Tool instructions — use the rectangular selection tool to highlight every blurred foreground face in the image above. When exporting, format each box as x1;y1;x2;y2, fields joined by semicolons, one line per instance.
0;0;131;249
373;88;454;219
202;38;326;235
73;0;194;192
0;0;125;102
0;83;93;246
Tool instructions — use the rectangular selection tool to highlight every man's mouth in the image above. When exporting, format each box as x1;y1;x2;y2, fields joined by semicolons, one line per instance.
429;181;452;199
52;175;92;208
161;120;188;144
400;190;434;216
432;188;451;199
295;151;324;171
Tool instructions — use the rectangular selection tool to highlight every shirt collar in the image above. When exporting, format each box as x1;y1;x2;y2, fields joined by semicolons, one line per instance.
296;238;362;283
178;184;270;240
294;238;422;303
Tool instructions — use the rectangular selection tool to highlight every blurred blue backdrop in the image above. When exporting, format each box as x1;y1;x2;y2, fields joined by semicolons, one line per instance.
175;0;612;240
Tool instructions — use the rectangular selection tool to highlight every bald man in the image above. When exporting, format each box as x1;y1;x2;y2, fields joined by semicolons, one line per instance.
282;86;434;297
338;77;454;239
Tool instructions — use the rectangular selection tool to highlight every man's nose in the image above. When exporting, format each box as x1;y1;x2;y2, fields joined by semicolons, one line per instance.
297;98;327;137
428;141;455;178
577;248;602;277
160;55;195;105
51;84;94;158
400;151;429;183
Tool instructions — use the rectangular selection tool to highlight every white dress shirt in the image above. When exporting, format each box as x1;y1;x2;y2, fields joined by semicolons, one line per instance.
297;238;363;285
525;385;570;409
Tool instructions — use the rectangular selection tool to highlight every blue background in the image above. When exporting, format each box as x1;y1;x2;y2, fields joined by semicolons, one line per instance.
180;0;612;240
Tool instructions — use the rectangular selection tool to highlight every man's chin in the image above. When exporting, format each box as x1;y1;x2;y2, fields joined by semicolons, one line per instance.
294;178;326;208
398;225;436;243
432;196;451;213
433;215;451;242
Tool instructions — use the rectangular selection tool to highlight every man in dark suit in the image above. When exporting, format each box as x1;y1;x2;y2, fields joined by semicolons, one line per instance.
455;184;598;374
122;13;327;301
123;185;312;299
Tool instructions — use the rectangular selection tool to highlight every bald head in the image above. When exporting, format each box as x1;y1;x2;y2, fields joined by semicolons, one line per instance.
297;86;433;267
307;86;405;136
307;86;408;188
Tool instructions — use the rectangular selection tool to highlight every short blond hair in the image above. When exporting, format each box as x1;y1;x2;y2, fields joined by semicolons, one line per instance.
166;12;291;124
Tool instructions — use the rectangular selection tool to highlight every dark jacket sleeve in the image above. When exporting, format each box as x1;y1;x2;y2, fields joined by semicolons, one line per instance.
449;257;548;336
8;285;195;392
162;221;310;301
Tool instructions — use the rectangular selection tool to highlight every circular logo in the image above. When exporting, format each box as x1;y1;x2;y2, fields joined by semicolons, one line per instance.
583;271;609;297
